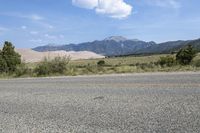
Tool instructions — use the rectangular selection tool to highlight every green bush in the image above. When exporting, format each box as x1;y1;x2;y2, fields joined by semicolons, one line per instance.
176;45;197;65
192;59;200;67
85;63;98;73
158;56;176;67
34;59;50;76
50;56;70;73
34;56;70;76
15;63;32;77
97;60;105;66
136;62;155;70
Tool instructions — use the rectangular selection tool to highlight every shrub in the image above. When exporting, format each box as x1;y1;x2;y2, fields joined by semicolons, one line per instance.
65;66;77;76
192;59;200;67
15;63;32;77
50;56;70;74
176;45;197;65
85;63;98;73
136;62;155;70
97;60;105;66
34;56;70;76
34;58;50;76
158;56;176;67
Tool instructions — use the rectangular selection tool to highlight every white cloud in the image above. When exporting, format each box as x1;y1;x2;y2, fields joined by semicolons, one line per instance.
48;25;54;29
30;31;39;35
147;0;181;9
72;0;133;19
28;14;44;21
72;0;98;9
21;26;27;30
44;34;65;40
35;21;54;29
0;13;53;30
44;34;57;39
96;0;133;19
29;39;43;43
59;34;64;39
0;12;44;21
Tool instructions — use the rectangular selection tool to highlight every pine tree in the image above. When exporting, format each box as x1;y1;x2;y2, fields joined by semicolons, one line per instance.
0;50;7;73
1;41;21;72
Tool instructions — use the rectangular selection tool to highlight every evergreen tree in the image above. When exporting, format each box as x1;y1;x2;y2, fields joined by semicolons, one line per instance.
1;41;21;72
0;50;7;73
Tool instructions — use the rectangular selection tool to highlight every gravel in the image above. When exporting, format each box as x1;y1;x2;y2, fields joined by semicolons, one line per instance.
0;72;200;133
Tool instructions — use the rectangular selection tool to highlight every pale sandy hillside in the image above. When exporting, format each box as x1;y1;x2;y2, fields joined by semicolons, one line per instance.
16;49;104;63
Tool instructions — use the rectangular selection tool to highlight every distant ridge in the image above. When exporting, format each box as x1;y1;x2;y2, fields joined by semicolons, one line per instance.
33;36;200;56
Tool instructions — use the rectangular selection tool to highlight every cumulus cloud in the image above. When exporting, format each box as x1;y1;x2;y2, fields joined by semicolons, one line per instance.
72;0;98;9
72;0;133;19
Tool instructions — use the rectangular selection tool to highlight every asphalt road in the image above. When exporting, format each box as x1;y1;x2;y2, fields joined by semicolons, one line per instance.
0;72;200;133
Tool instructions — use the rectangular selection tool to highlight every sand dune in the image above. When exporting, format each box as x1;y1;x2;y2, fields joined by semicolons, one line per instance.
16;49;104;63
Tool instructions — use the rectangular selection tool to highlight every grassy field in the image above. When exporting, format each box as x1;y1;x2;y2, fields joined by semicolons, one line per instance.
1;53;200;78
65;53;200;76
70;54;166;66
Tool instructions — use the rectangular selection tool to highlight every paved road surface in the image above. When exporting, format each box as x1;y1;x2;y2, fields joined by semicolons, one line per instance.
0;72;200;133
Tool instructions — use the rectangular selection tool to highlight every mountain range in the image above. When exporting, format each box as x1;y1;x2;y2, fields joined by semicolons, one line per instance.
33;36;200;56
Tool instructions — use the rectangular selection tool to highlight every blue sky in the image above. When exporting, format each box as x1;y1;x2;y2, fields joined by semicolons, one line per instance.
0;0;200;48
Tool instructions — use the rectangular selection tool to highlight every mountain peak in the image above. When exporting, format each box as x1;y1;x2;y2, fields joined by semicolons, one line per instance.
130;39;141;42
104;36;127;42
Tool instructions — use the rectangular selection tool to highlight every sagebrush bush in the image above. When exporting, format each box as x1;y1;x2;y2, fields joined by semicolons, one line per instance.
34;58;50;76
158;56;176;67
135;62;156;70
34;56;70;76
50;57;70;73
15;63;32;77
97;60;105;66
85;63;98;73
192;59;200;67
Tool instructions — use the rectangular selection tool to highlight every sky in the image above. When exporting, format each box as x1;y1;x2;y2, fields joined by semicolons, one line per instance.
0;0;200;48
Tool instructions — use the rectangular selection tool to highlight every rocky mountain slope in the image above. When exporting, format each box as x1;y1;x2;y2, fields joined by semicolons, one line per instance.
33;36;200;56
